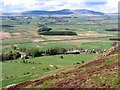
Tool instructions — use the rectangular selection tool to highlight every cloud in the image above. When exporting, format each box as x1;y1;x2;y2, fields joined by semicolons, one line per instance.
1;0;119;13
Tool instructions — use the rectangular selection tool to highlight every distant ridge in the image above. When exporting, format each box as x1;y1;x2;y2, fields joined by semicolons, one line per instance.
21;9;104;15
72;9;104;15
22;9;73;15
2;9;105;16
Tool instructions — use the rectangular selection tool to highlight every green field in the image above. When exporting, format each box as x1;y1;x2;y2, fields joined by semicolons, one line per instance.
1;54;96;87
1;14;118;88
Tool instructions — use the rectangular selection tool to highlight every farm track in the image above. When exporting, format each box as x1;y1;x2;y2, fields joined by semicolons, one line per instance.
3;45;119;89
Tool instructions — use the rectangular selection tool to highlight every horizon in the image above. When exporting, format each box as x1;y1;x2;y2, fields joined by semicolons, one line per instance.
1;0;119;13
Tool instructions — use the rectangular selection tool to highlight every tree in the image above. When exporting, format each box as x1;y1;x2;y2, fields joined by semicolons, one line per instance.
1;51;21;61
19;48;26;52
38;27;52;32
60;56;64;59
12;45;17;50
46;48;59;55
58;48;67;54
25;48;40;57
45;48;67;55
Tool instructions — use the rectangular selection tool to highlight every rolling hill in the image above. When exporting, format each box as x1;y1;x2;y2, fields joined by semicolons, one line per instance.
4;44;119;89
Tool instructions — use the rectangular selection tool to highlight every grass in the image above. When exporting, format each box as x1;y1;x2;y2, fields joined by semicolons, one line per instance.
1;54;96;87
84;53;118;88
79;42;112;50
2;41;113;53
90;72;118;88
0;63;2;87
1;15;118;88
103;54;118;65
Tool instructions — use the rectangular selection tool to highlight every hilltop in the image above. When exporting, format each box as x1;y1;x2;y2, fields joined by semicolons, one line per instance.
4;44;119;89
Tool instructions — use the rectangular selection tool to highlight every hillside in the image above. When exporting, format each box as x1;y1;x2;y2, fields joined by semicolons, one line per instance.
4;44;119;89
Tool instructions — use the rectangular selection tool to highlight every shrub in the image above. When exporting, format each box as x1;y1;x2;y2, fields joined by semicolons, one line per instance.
54;65;58;69
76;62;81;64
81;61;84;63
60;56;64;59
19;48;26;52
46;68;50;71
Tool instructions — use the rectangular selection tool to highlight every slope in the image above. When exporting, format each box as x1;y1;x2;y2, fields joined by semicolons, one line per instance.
4;44;119;89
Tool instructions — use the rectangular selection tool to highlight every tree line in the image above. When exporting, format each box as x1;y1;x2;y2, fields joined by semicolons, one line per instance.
38;27;77;36
0;47;67;61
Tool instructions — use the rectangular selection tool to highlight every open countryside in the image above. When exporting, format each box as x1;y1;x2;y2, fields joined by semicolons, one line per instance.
0;6;119;89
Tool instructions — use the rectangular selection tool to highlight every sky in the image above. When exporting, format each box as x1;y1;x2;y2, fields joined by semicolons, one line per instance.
0;0;119;13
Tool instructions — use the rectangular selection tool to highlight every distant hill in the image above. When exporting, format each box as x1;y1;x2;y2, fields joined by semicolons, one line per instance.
72;9;104;15
21;9;104;15
22;9;73;15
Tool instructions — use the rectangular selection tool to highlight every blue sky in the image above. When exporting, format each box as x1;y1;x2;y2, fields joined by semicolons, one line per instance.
1;0;119;13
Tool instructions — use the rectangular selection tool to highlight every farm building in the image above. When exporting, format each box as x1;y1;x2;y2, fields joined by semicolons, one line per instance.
66;50;80;54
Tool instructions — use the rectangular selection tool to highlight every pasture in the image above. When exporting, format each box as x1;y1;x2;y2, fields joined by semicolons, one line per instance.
1;15;117;50
1;54;96;87
1;14;118;87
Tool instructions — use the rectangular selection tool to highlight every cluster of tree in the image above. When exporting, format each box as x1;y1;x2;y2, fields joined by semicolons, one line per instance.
25;48;42;57
45;48;67;55
1;51;21;61
105;29;120;32
38;27;77;36
38;27;52;32
2;25;14;28
109;38;120;41
1;47;67;61
40;31;77;36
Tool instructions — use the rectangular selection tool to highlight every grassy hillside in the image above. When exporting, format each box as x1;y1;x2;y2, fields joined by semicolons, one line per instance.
1;54;95;87
6;45;119;89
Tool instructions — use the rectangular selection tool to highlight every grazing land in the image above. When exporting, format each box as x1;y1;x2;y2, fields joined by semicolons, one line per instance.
4;44;119;89
1;54;95;87
0;13;118;88
1;15;117;52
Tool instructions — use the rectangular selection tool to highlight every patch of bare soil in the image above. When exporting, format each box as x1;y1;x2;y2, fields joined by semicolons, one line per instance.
0;31;11;39
42;35;74;40
78;33;113;37
43;42;48;44
12;33;21;36
33;39;44;43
